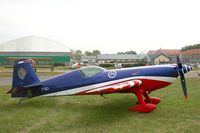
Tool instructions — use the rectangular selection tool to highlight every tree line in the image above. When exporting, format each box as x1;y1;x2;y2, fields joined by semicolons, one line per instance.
71;50;101;60
181;44;200;51
71;50;137;60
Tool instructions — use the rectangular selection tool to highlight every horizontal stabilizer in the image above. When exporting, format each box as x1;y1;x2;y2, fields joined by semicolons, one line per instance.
7;83;42;94
24;83;42;88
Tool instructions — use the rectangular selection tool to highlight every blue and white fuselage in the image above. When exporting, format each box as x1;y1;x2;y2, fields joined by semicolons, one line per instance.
8;59;192;113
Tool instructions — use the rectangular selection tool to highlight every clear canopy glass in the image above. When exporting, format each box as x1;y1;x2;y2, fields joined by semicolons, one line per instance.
80;66;106;78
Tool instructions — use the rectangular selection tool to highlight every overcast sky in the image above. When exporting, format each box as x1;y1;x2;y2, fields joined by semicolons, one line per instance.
1;0;200;54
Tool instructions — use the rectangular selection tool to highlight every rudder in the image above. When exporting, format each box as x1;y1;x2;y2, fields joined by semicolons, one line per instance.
12;59;40;89
8;59;40;97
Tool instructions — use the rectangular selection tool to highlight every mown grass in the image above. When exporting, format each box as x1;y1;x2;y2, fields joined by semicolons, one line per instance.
0;72;64;78
0;66;69;78
0;78;200;133
192;67;200;71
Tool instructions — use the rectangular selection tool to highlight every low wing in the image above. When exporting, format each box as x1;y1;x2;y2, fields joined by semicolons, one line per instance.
84;80;142;94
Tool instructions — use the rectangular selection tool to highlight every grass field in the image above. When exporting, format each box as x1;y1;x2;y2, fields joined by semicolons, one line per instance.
0;78;200;133
0;66;69;78
0;71;63;78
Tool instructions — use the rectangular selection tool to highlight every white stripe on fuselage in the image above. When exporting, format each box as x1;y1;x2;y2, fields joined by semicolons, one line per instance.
42;76;176;97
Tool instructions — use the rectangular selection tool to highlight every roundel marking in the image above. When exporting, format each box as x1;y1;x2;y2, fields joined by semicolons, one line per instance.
108;70;117;78
18;68;26;80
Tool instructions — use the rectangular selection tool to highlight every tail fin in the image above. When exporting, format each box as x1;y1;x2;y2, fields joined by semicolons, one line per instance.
7;59;40;97
12;59;40;88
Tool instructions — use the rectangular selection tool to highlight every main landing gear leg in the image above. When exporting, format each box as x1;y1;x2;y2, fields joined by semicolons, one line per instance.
128;90;156;113
143;92;161;105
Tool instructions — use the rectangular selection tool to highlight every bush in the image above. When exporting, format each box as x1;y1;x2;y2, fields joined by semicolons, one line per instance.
99;64;114;68
122;64;145;68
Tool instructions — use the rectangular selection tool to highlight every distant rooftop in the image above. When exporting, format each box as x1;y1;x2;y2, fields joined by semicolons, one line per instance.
147;48;180;55
81;56;97;60
97;54;146;60
181;49;200;55
0;36;71;52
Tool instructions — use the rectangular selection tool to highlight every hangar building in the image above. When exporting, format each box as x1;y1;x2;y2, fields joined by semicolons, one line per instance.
0;36;71;66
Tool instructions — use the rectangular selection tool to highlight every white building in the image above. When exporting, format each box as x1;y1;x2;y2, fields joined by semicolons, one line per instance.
0;36;71;65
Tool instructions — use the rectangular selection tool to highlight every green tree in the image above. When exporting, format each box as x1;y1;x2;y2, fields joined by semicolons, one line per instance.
92;50;101;56
85;51;93;56
76;50;82;55
117;51;137;54
125;51;137;54
74;50;83;60
181;44;200;51
70;49;76;60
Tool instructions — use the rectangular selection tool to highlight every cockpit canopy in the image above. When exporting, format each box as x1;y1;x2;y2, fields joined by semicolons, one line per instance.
80;66;106;78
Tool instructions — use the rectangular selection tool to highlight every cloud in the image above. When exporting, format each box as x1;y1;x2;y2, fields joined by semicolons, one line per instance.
0;0;200;53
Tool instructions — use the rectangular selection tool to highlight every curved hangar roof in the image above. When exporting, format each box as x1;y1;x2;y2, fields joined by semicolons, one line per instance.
0;36;71;52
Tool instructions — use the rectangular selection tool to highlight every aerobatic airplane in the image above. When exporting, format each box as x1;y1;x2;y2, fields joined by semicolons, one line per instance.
7;57;192;113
